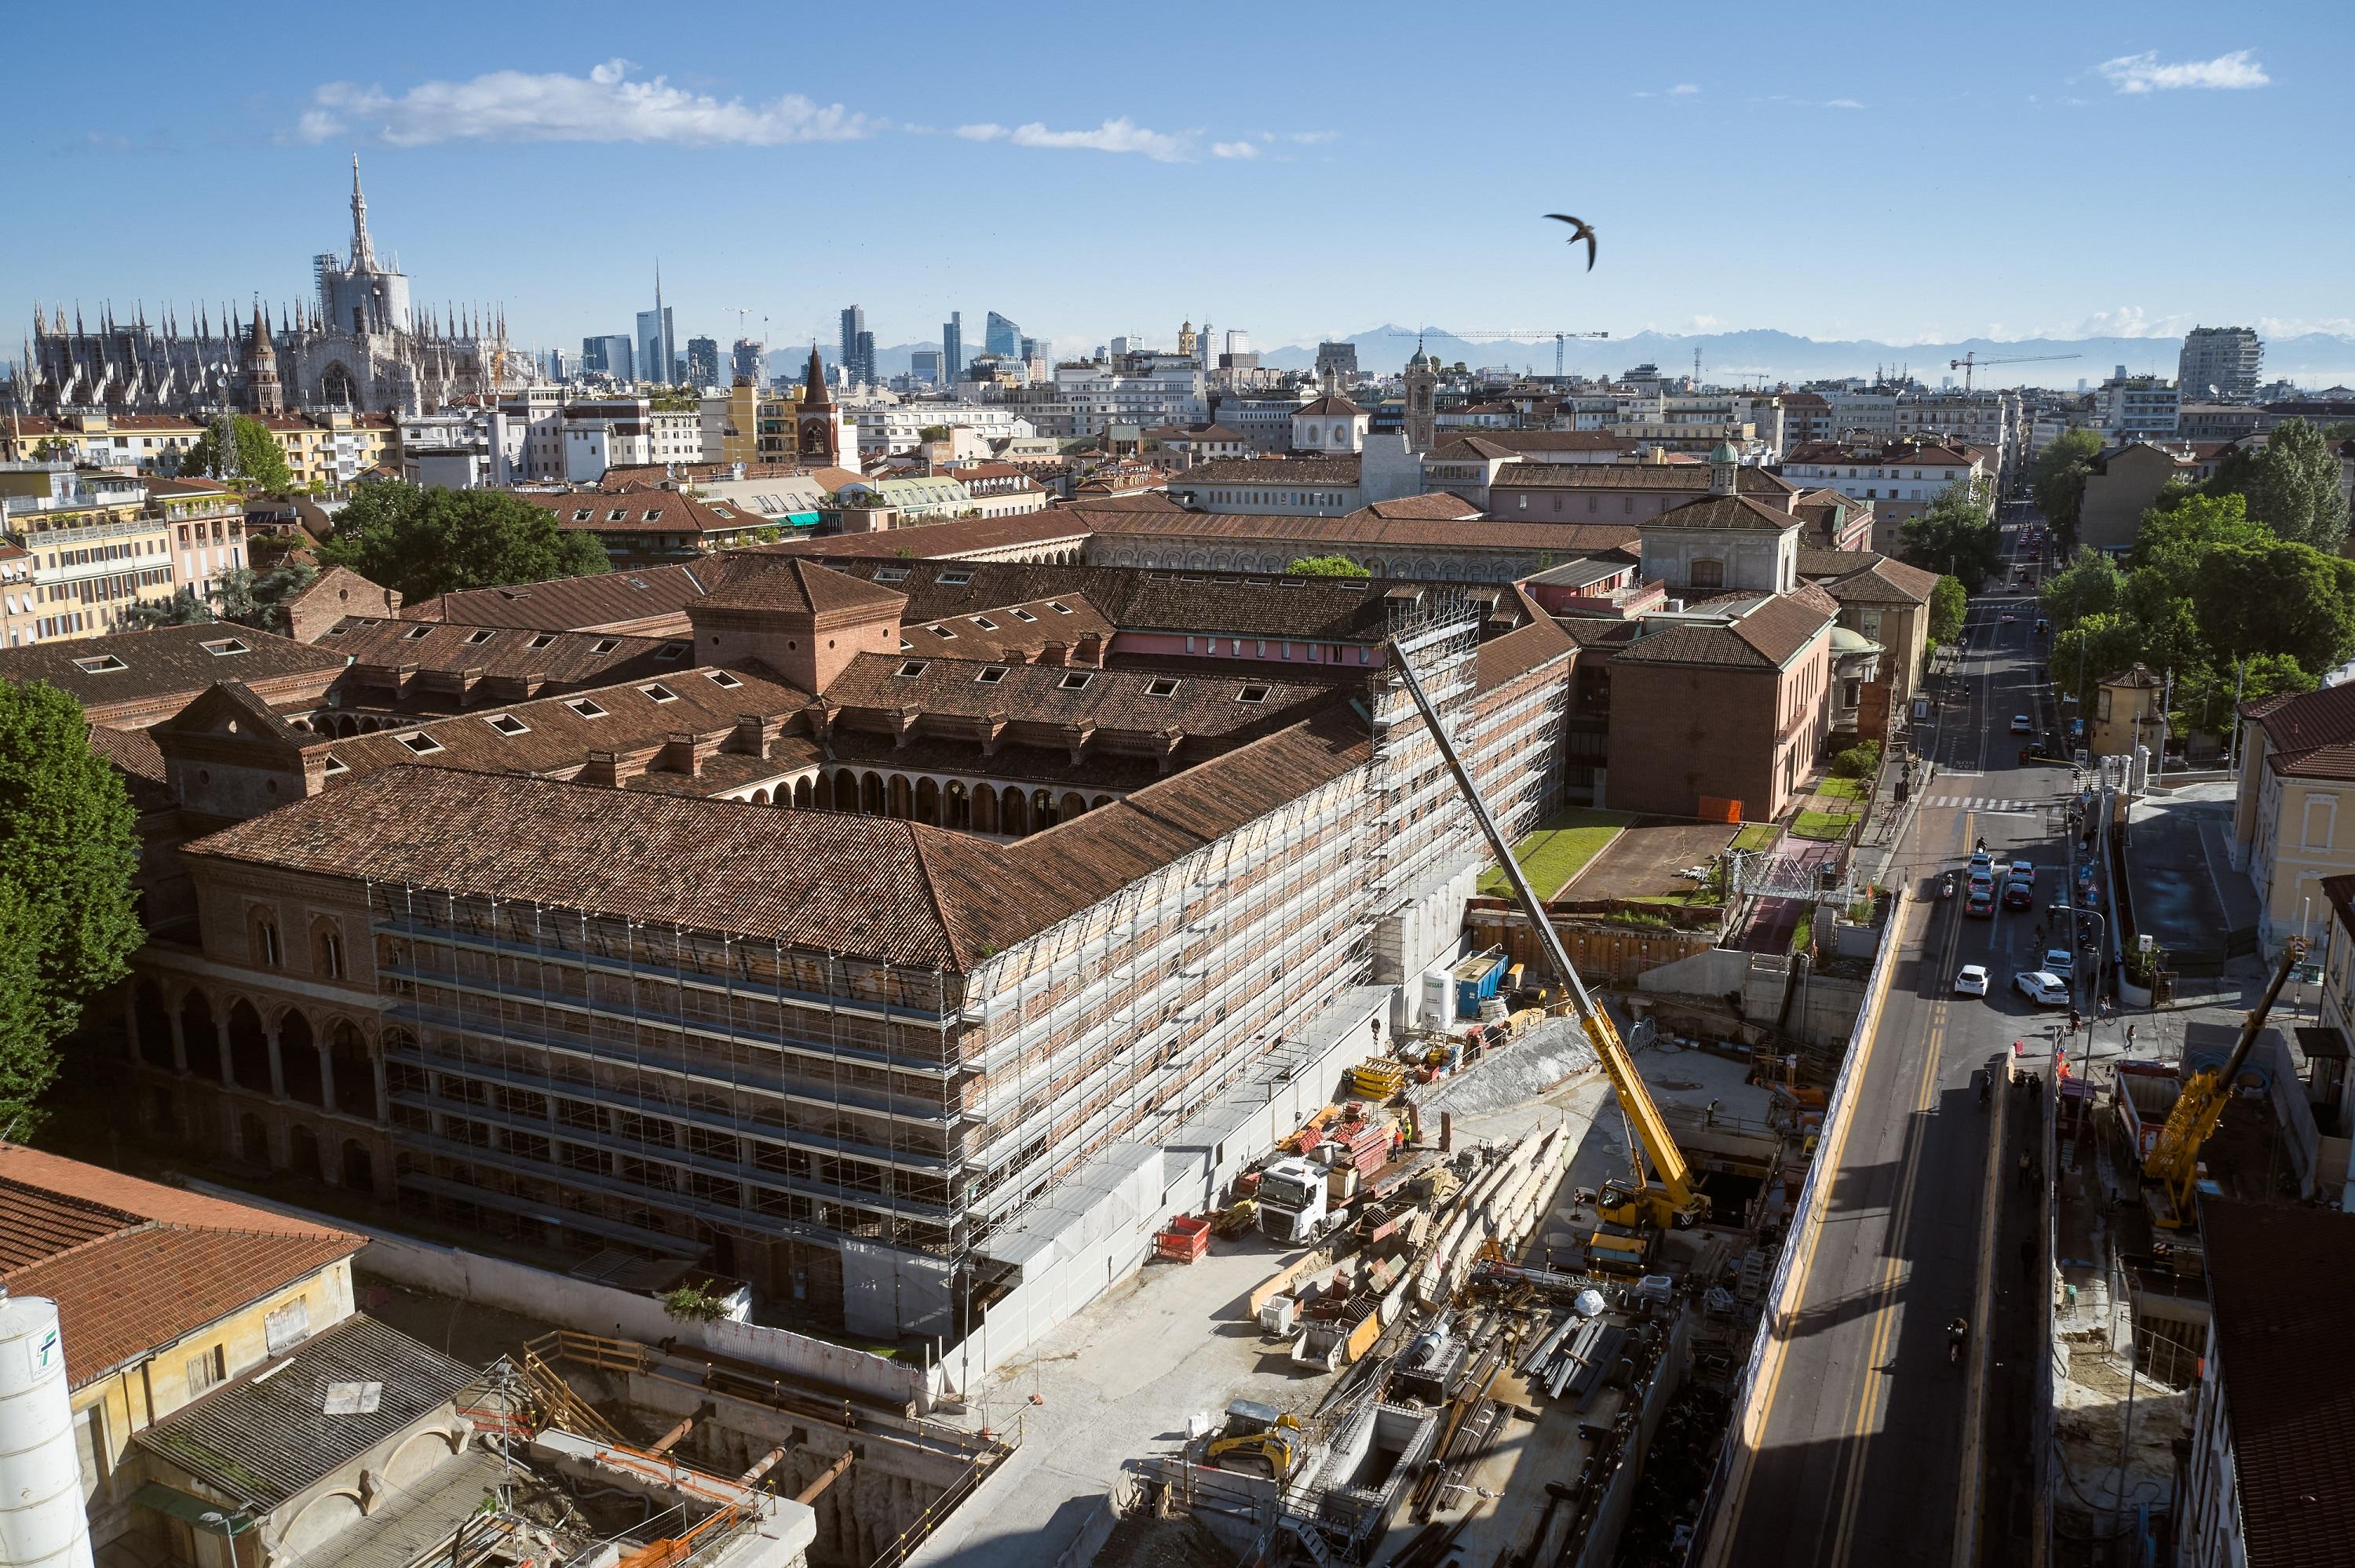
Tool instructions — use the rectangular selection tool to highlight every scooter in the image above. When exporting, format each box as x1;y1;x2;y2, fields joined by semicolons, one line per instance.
1948;1318;1969;1366
1941;874;1955;899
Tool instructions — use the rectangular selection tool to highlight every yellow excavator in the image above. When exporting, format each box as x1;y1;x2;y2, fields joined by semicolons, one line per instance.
1207;1409;1302;1480
2142;938;2303;1229
1387;639;1707;1271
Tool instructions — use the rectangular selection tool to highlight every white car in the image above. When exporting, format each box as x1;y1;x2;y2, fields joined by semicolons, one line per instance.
1954;964;1991;997
2015;971;2070;1006
2010;714;2033;734
2042;948;2075;983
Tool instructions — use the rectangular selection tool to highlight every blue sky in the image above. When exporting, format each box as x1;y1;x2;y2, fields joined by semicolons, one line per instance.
9;0;2350;361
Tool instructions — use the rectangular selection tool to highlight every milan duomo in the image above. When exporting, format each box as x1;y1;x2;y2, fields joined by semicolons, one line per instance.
11;159;518;416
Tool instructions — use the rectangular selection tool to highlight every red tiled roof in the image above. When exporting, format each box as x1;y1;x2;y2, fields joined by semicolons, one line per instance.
699;557;908;615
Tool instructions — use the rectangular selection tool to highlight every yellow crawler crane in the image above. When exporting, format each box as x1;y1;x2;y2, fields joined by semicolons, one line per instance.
2144;939;2303;1229
1386;636;1708;1266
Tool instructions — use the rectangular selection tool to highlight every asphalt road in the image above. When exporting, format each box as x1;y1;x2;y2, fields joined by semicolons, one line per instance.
1716;511;2074;1567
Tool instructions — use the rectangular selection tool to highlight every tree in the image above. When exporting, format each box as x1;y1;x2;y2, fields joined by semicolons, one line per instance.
124;589;217;629
2244;418;2349;548
215;559;319;636
1897;480;2000;585
0;682;142;1136
1928;575;1969;644
2172;655;2313;739
2050;611;2146;710
2039;548;2123;629
2191;539;2355;676
1284;555;1370;577
917;425;951;443
319;483;612;603
2030;428;2101;533
182;415;294;494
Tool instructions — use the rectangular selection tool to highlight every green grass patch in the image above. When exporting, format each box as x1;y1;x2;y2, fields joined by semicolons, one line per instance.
1790;909;1814;953
1729;823;1781;852
1478;807;1636;899
1814;776;1867;801
1791;809;1862;841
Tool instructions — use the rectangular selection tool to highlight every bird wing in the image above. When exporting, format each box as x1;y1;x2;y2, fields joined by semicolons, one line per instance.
1543;213;1585;225
1581;232;1597;271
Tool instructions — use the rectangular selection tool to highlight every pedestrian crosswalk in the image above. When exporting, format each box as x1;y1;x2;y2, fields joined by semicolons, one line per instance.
1922;795;2048;814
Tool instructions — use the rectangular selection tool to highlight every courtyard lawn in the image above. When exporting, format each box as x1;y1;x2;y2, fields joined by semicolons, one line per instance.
1791;809;1862;841
1729;823;1782;852
1479;808;1636;900
1814;776;1868;801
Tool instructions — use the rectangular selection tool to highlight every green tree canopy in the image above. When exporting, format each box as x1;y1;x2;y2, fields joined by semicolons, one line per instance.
2039;548;2123;629
2030;428;2101;532
1896;480;2000;584
2190;538;2355;674
2171;655;2314;739
0;682;142;1136
124;589;216;629
1929;575;1968;644
181;415;294;494
2241;418;2348;548
2050;611;2148;710
1284;554;1371;577
319;483;612;603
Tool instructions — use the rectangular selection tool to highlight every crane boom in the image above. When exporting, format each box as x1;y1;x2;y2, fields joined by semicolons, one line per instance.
2144;938;2303;1227
1947;351;2081;391
1383;638;1701;1224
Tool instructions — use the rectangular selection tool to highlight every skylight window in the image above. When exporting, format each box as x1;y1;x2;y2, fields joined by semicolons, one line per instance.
896;660;929;677
874;567;912;583
1236;685;1269;704
484;713;530;737
1011;607;1038;622
463;629;495;645
1145;677;1180;698
322;753;349;777
643;509;664;522
929;625;956;640
591;639;619;654
641;684;679;704
527;633;557;650
571;509;593;522
566;698;608;719
971;616;999;630
1048;601;1074;614
706;670;743;689
397;732;445;755
400;625;432;640
1058;671;1094;691
607;509;627;522
72;654;127;673
655;642;688;661
938;570;973;585
975;666;1008;684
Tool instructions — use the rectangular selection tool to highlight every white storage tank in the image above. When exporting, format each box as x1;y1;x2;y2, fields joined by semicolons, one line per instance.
0;1293;93;1568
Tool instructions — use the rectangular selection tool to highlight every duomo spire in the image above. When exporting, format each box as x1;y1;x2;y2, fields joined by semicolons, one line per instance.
350;154;375;271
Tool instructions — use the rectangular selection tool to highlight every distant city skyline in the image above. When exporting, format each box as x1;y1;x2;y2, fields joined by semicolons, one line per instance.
7;5;2350;370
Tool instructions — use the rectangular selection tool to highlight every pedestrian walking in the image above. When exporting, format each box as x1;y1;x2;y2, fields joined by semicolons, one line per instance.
2126;1023;2137;1051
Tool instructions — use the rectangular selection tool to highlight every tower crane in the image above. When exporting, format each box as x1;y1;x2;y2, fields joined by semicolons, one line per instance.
2141;938;2303;1229
1386;636;1706;1271
1389;327;1609;377
1948;351;2080;392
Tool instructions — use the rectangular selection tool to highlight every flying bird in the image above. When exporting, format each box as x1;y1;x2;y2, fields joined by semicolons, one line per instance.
1544;213;1598;271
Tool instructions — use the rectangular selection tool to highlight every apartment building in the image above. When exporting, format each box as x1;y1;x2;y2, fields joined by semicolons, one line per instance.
1777;439;1987;549
2177;326;2263;403
0;464;183;640
2233;681;2355;955
852;404;1035;458
0;410;207;472
254;410;400;493
2095;368;2181;442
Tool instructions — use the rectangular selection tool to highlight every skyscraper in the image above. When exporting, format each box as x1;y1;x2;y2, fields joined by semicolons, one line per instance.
838;306;868;385
731;337;764;382
985;311;1020;359
854;330;875;389
1020;336;1042;365
685;336;720;387
582;334;633;380
634;262;677;386
943;311;963;381
2178;326;2263;402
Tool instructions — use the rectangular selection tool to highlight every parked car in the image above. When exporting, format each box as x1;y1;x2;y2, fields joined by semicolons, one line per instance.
2010;714;2033;734
1955;964;1991;997
2015;971;2070;1005
1966;888;1995;918
2042;948;2075;983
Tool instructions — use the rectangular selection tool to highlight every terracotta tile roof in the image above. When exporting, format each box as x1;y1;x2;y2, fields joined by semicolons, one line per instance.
320;617;681;693
1347;492;1485;523
2247;684;2355;782
1426;436;1523;461
895;592;1118;661
0;1144;362;1388
1611;622;1776;670
1784;439;1979;467
1442;431;1641;457
519;487;754;538
1474;614;1577;691
1612;593;1833;670
401;560;727;633
2197;1198;2355;1568
0;623;345;721
827;653;1339;738
1645;494;1805;532
183;765;1062;970
758;512;1090;560
1797;549;1939;605
1072;505;1639;557
86;722;173;810
699;556;907;616
1296;394;1367;418
142;476;238;498
1489;462;1798;496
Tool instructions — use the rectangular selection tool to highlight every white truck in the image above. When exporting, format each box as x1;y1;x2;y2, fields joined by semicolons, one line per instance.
1255;1157;1335;1245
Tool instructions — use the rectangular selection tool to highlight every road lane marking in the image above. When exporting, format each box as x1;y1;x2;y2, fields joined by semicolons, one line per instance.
1952;1038;2007;1568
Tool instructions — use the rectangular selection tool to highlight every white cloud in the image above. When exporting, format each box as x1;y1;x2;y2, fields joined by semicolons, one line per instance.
1824;98;1866;110
2094;49;2269;94
1669;83;1700;96
2064;306;2192;339
1211;140;1258;159
957;116;1196;162
294;60;879;146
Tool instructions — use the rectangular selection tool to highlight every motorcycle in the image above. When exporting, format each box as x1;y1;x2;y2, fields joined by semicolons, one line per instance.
1948;1318;1969;1366
1941;875;1955;900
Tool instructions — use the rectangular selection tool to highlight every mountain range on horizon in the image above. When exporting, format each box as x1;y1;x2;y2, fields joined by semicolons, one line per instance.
777;325;2355;392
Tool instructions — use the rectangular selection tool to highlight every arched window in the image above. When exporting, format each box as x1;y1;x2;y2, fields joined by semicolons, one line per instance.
1689;558;1725;591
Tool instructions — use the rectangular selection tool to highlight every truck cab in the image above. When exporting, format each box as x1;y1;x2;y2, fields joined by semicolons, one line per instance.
1255;1157;1333;1245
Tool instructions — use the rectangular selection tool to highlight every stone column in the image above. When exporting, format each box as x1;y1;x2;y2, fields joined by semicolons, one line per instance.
265;1023;287;1101
318;1040;338;1117
371;1050;390;1125
167;1000;188;1074
215;1009;236;1091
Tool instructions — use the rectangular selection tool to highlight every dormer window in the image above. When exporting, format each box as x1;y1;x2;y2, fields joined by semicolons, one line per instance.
71;654;126;674
401;625;433;640
938;569;973;585
528;633;557;650
322;753;349;778
484;713;530;737
896;660;929;677
655;641;688;661
571;509;593;522
463;629;495;645
1058;671;1094;691
929;625;956;640
975;665;1008;684
591;638;619;654
397;731;445;755
1011;607;1038;622
641;684;678;703
971;616;999;630
1048;601;1074;614
1145;677;1180;698
606;509;627;522
1236;685;1269;703
566;698;608;718
644;509;664;522
706;670;743;689
874;567;911;582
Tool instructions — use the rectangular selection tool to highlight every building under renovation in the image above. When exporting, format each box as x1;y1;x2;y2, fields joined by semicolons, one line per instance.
122;555;1576;1340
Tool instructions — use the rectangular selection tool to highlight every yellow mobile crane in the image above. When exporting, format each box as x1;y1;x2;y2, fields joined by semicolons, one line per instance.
2142;938;2304;1229
1386;639;1707;1270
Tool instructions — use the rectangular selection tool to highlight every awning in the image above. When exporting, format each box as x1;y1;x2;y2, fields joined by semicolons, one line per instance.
782;511;822;527
130;1482;254;1536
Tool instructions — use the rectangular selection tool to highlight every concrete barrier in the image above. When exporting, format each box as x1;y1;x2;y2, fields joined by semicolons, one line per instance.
181;1180;929;1413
